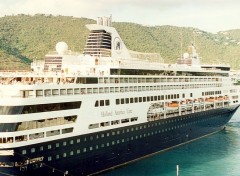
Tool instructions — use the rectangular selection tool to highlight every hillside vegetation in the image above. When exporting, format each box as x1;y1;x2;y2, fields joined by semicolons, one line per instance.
0;14;240;70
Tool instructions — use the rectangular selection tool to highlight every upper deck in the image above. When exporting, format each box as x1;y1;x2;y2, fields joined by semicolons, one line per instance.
0;16;232;100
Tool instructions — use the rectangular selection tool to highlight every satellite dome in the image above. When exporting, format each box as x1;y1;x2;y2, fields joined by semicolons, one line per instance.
183;52;189;59
56;42;68;54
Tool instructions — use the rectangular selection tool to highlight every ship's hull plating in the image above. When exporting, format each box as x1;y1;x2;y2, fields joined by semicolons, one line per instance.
0;106;238;176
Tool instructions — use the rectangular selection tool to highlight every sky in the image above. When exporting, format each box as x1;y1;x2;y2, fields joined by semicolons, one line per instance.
0;0;240;33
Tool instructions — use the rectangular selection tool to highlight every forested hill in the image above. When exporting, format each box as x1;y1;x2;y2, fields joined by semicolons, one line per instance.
0;14;240;70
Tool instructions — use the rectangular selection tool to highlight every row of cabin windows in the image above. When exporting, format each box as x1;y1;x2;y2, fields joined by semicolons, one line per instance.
35;83;222;98
116;94;181;105
0;101;81;115
0;127;73;144
98;77;222;84
202;91;222;96
89;117;138;129
21;112;225;159
95;100;110;107
0;115;77;132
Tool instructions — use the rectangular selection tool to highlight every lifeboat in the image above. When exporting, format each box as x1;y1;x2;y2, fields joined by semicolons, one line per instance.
217;96;224;101
205;98;214;102
168;103;179;107
166;102;179;110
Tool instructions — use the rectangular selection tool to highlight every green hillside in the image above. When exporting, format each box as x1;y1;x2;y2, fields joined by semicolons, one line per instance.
0;14;240;70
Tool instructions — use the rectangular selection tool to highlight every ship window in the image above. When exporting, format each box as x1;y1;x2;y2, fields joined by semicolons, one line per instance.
105;100;110;106
63;142;67;146
190;93;193;97
100;122;110;127
116;99;120;105
0;101;80;115
36;90;43;97
125;98;129;104
182;94;185;98
74;88;80;94
15;135;27;142
31;148;35;153
89;123;99;129
63;153;67;157
134;97;138;103
154;96;157;101
52;89;59;96
45;89;51;96
70;140;74;144
131;117;138;122
111;120;119;125
77;139;80;143
95;101;99;107
60;89;66;95
48;156;52;161
56;155;60;159
48;145;51;149
121;98;125;104
70;151;74;155
56;143;59;147
121;118;129;123
62;127;73;134
22;150;26;155
110;87;114;93
100;100;104;106
130;98;134;103
147;96;150;101
143;97;146;102
77;149;80;154
139;97;142;102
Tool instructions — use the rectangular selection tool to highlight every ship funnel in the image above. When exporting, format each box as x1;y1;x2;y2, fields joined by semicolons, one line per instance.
97;16;112;27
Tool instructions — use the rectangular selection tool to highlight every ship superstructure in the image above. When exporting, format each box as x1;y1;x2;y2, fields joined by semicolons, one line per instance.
0;16;239;176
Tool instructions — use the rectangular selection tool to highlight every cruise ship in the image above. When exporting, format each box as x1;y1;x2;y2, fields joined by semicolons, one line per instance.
0;16;239;176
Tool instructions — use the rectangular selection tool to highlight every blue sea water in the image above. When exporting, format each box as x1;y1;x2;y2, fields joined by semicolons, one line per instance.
101;115;240;176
